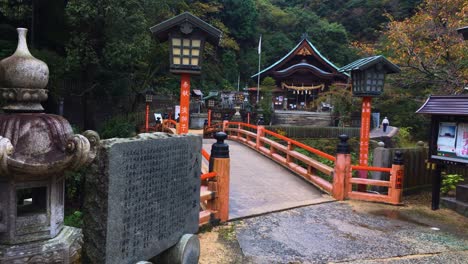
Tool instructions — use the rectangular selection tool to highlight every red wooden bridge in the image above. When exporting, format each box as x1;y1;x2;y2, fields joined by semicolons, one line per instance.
156;121;404;225
162;121;405;226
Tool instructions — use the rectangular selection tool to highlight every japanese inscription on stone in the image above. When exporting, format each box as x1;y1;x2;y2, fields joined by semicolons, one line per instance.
91;135;201;264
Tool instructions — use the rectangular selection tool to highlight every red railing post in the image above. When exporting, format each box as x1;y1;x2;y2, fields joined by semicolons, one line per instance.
389;151;404;205
208;109;212;127
286;141;293;163
209;132;230;222
223;120;228;133
333;135;351;200
256;125;265;150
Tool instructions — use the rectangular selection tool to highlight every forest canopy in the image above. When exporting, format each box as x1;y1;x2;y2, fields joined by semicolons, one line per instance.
0;0;466;134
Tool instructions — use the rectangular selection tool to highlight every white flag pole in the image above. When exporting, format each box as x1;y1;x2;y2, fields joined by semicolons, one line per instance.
256;34;262;104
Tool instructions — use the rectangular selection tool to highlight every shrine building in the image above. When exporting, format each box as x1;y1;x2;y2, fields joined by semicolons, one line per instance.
251;34;349;111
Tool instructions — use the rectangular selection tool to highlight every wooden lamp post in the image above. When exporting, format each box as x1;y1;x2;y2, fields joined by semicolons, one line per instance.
144;88;155;132
151;12;222;134
340;55;400;191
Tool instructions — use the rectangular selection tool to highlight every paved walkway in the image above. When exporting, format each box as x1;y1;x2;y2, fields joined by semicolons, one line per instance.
370;125;398;139
202;139;332;220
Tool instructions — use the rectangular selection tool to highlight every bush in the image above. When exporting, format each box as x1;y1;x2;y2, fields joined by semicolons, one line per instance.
393;127;414;148
441;173;464;195
65;170;85;210
99;116;136;139
64;211;83;228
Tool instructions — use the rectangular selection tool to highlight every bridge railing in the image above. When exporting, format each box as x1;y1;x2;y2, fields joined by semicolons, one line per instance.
199;132;230;226
224;121;335;193
223;122;404;205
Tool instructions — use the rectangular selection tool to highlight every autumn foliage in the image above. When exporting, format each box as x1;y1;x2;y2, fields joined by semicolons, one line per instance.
356;0;467;95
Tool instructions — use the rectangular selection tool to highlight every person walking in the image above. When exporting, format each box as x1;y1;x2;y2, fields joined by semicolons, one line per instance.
382;117;389;133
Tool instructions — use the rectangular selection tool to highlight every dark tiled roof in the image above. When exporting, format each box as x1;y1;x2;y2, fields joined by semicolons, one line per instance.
150;12;222;44
339;55;400;73
458;26;468;40
416;95;468;115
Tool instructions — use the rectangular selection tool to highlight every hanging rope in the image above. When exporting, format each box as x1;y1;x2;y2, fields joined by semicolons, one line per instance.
281;82;325;91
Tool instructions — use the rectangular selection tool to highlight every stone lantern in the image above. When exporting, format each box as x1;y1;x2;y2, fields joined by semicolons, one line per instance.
0;28;98;263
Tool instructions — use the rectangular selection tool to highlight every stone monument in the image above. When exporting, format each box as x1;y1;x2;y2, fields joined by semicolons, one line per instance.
83;133;201;264
0;28;98;263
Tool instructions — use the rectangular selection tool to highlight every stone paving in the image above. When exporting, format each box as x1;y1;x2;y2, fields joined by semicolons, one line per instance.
236;202;468;264
202;139;333;220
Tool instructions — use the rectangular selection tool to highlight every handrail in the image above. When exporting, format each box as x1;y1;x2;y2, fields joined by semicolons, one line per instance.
228;122;258;130
351;165;392;173
164;119;177;127
263;129;336;162
227;121;335;162
201;172;217;180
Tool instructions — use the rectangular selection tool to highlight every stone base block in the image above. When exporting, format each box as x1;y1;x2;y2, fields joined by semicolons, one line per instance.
441;197;468;217
0;226;82;264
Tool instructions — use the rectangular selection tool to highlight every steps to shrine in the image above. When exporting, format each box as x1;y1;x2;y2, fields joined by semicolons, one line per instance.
441;184;468;217
272;110;332;126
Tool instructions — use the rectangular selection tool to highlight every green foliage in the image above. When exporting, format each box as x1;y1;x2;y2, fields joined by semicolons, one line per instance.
65;170;83;207
99;116;136;139
441;173;464;195
318;85;358;127
393;127;414;148
64;211;83;228
374;89;430;141
258;77;275;124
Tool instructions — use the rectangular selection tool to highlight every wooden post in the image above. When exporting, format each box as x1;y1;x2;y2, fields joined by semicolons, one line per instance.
256;125;265;150
223;120;228;133
286;141;293;163
390;151;404;205
145;103;150;132
209;132;230;222
431;163;443;210
358;96;372;191
179;73;191;134
333;134;351;200
208;109;212;127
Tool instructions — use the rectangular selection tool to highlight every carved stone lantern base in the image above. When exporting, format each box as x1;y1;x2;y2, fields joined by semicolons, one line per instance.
0;226;82;263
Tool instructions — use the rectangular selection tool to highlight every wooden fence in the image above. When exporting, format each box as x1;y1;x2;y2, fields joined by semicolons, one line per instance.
372;145;431;192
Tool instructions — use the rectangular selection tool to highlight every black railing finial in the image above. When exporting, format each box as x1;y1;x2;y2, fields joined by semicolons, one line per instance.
336;134;350;154
393;151;404;165
211;132;229;158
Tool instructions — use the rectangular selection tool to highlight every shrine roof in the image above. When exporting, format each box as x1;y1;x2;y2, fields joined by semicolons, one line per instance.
273;62;334;79
252;36;347;79
416;95;468;115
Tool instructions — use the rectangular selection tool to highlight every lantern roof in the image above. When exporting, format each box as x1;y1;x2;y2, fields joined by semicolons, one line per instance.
339;55;400;74
458;26;468;40
150;12;222;45
416;95;468;116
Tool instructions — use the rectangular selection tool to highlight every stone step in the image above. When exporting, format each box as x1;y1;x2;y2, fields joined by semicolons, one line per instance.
273;111;332;126
456;184;468;203
441;197;468;217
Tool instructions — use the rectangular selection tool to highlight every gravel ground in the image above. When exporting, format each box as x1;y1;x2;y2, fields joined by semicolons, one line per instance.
199;191;468;264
